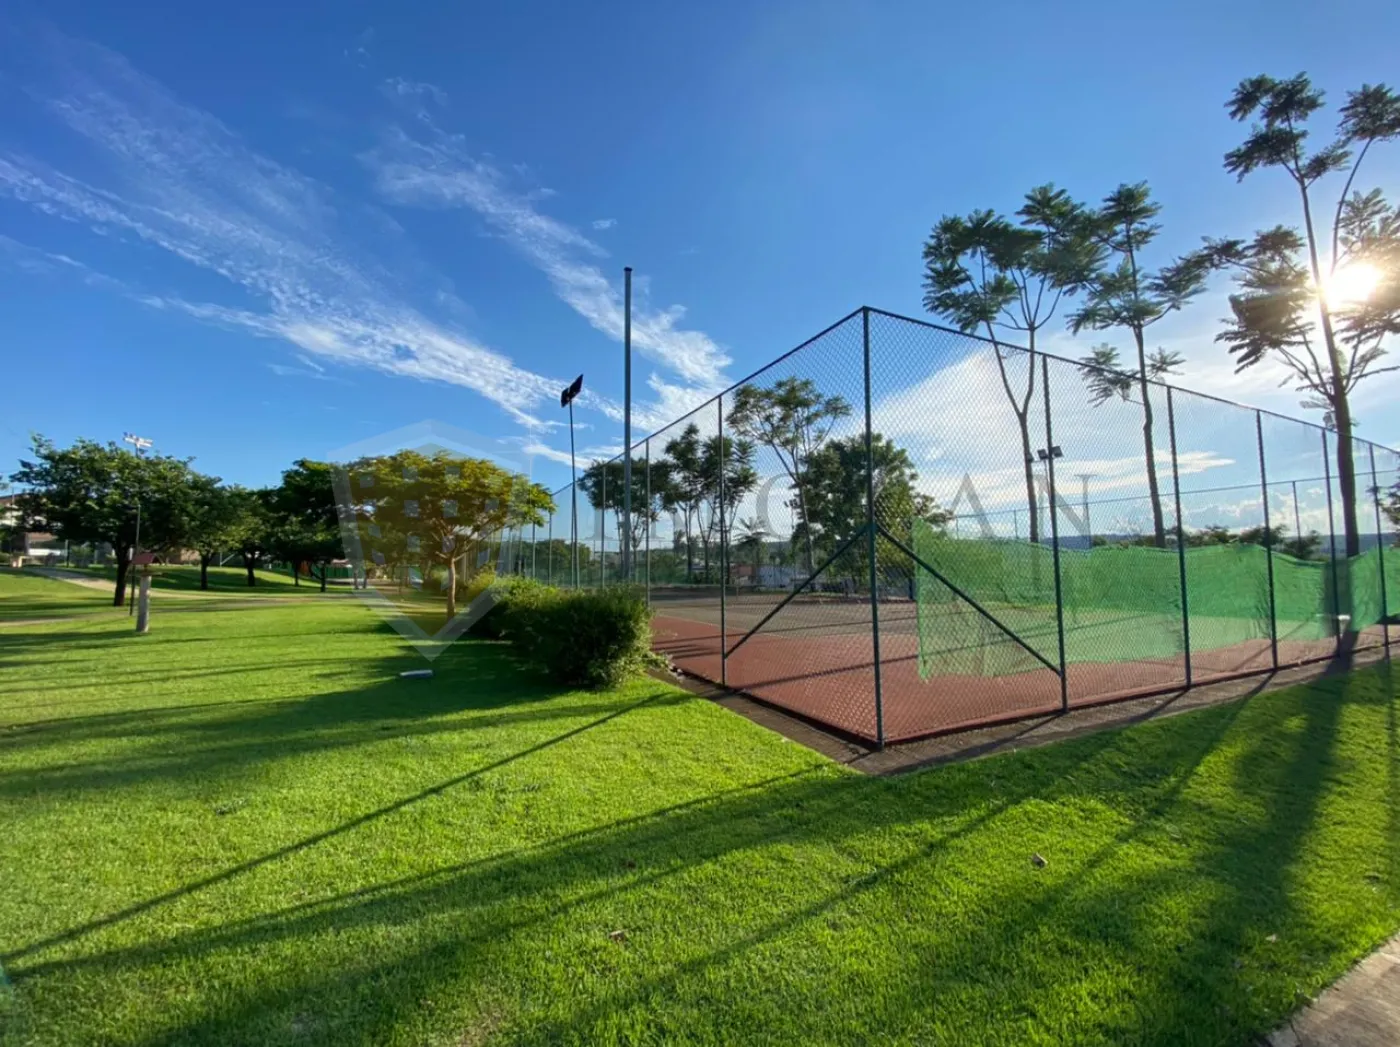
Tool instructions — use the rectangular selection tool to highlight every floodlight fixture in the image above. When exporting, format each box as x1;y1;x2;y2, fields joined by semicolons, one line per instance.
560;375;584;586
560;374;583;409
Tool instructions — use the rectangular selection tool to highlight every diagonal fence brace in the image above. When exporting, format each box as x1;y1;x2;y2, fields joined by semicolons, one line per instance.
724;527;868;659
877;525;1064;678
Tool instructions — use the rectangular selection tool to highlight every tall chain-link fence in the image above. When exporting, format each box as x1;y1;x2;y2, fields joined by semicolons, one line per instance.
524;307;1398;747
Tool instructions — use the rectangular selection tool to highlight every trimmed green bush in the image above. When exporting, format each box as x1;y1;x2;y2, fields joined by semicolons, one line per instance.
467;574;549;639
505;585;653;688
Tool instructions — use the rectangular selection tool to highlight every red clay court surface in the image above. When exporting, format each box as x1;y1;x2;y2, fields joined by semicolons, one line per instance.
650;590;1390;745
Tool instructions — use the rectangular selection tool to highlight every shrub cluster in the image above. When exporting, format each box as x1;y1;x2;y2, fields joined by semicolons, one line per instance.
482;580;655;688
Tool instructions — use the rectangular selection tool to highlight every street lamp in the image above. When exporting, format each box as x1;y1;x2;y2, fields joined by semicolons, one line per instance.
1032;446;1062;541
560;375;584;588
122;432;152;616
622;266;633;583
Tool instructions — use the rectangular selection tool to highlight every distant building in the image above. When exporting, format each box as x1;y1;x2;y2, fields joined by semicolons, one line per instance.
0;494;66;563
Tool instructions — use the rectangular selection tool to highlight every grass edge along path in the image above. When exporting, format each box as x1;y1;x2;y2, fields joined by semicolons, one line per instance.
0;578;1397;1045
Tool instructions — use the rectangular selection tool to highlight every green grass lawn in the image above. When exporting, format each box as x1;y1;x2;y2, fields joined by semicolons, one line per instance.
62;563;324;596
0;569;119;621
1;572;1398;1046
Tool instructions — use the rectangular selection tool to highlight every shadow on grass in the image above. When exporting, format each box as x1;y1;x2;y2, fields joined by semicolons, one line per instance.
4;620;1397;1045
0;634;692;800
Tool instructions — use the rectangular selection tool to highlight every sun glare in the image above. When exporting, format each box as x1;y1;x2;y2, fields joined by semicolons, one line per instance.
1324;261;1382;309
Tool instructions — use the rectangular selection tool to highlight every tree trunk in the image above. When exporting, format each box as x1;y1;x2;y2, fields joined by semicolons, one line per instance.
1135;329;1167;548
244;554;256;587
795;482;815;577
113;552;131;606
1017;415;1039;544
685;510;695;582
1331;389;1360;657
1329;375;1362;560
292;563;300;587
1296;176;1361;560
318;562;327;592
446;556;457;618
200;554;211;591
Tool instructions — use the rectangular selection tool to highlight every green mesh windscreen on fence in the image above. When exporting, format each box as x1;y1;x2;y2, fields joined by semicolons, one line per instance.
912;519;1393;679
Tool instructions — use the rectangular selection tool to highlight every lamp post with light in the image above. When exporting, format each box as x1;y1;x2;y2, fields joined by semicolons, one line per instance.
560;376;583;588
122;432;152;617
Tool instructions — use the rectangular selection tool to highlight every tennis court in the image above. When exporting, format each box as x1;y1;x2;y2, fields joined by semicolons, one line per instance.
651;584;1389;745
533;306;1398;747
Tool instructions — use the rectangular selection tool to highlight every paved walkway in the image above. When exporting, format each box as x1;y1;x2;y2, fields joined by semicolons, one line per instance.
1267;934;1400;1046
26;566;208;597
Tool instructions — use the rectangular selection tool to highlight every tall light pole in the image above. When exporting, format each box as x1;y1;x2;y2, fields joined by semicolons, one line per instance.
122;432;152;615
560;375;584;588
622;266;633;583
1074;472;1096;544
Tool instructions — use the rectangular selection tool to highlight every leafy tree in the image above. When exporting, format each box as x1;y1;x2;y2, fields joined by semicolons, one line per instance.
1187;524;1237;547
801;433;950;581
699;434;758;584
357;450;552;618
659;423;707;582
922;193;1098;543
1236;523;1283;547
185;478;255;590
265;460;343;592
530;537;591;583
1076;340;1184;539
733;516;770;584
1185;74;1400;558
579;455;664;574
727;378;850;575
233;489;274;587
10;436;198;605
1062;184;1211;547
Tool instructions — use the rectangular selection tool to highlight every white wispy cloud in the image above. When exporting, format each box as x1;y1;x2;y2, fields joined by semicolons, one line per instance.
362;120;733;393
591;218;615;230
519;439;623;468
381;77;447;107
0;31;566;430
267;355;346;382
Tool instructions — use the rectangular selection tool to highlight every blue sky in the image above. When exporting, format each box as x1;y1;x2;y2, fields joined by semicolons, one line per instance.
1;0;1398;509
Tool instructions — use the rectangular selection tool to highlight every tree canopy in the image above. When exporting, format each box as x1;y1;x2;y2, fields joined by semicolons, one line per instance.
10;436;199;605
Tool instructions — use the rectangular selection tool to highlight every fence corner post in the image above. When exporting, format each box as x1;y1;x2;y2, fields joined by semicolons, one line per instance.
1167;387;1192;687
862;307;885;749
644;437;651;605
1256;411;1279;670
1321;428;1342;651
1041;355;1069;712
1369;443;1390;659
718;395;728;688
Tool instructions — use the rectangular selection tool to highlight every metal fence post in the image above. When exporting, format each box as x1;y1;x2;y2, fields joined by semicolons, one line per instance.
1256;412;1279;670
530;521;536;581
1370;443;1390;658
600;466;607;588
1166;388;1192;687
1041;355;1069;712
1322;428;1341;648
863;308;885;748
645;437;651;604
718;396;728;687
546;510;554;585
